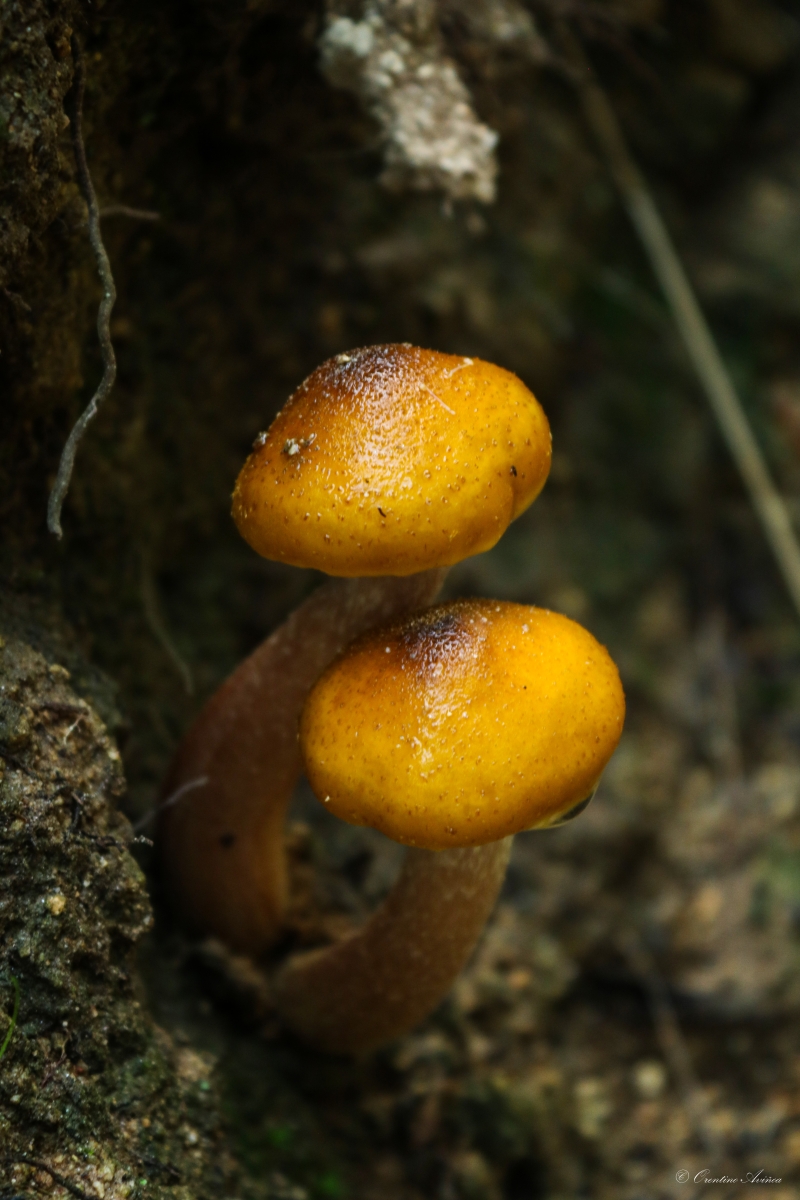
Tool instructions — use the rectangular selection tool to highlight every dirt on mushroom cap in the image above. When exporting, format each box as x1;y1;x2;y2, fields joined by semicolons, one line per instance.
232;344;551;576
300;598;626;848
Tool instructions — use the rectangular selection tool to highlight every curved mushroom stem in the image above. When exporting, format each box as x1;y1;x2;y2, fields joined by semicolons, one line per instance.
159;569;446;955
273;837;513;1055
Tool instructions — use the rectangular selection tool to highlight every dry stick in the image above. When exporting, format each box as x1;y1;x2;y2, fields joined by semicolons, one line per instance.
99;204;160;221
47;36;117;540
560;25;800;622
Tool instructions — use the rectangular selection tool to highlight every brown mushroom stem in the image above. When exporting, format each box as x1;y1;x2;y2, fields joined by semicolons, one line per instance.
159;569;446;955
274;838;513;1055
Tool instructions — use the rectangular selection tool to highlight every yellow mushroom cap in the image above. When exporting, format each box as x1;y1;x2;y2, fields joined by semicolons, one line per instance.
300;599;626;850
232;344;551;577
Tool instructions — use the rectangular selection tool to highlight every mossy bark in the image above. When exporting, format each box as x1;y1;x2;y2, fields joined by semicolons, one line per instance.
0;626;237;1199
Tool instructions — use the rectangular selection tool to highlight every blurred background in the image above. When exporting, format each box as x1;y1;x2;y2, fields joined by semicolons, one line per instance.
4;1;800;1196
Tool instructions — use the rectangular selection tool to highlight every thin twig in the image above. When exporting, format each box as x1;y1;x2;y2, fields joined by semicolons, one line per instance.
47;36;117;539
1;1160;93;1200
558;23;800;623
1;286;32;315
140;548;194;695
132;775;208;834
98;204;160;221
33;701;89;717
0;976;20;1063
133;1154;182;1182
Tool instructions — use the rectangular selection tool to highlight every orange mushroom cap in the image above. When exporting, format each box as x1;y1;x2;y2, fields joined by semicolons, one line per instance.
300;599;625;849
232;344;551;577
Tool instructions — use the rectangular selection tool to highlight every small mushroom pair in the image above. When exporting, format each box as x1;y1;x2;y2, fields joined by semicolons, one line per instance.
159;344;625;1054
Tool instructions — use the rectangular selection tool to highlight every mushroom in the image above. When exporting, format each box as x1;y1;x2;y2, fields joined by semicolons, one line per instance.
274;598;625;1054
159;345;551;954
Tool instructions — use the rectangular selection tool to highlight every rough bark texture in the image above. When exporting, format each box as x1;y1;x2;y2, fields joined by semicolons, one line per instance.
0;623;236;1200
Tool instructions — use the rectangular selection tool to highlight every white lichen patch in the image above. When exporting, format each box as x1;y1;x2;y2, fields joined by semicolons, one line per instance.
320;1;498;202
